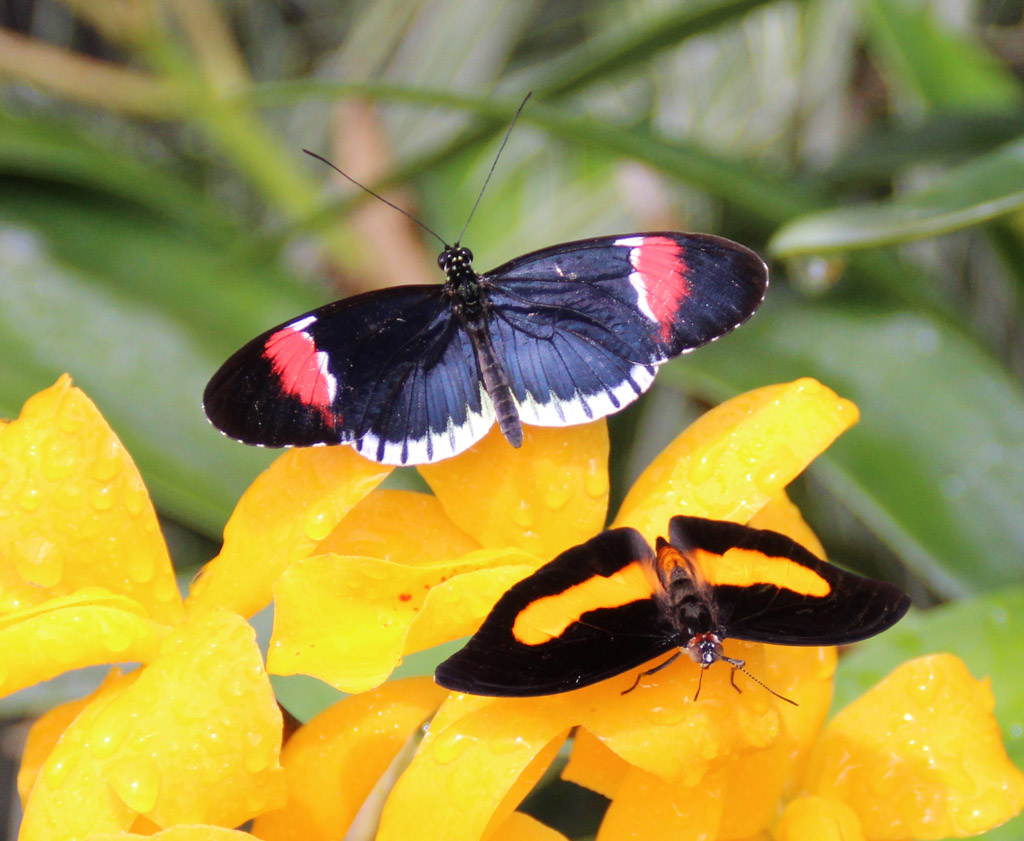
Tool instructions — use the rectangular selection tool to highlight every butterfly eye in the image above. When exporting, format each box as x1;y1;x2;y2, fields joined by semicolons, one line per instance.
437;251;450;270
459;247;473;263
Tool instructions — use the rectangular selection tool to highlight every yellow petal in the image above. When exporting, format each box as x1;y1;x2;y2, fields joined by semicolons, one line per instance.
377;693;570;841
404;561;538;655
614;379;857;541
715;645;837;839
20;671;139;841
419;421;609;559
574;641;779;784
561;727;629;799
89;827;256;840
596;765;726;841
87;608;284;827
804;653;1024;839
187;447;389;617
252;678;446;841
17;668;124;808
269;549;537;694
315;488;480;563
774;796;866;841
0;375;182;623
489;811;570;841
0;591;165;698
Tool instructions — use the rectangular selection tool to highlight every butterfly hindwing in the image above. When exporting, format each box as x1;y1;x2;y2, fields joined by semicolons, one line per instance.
480;233;767;424
435;528;675;696
666;516;911;646
203;286;494;464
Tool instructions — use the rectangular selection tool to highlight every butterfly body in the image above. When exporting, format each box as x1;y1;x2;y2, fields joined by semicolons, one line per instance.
435;516;911;697
204;233;767;465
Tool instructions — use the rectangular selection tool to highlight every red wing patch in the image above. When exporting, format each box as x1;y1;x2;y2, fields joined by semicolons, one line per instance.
264;317;337;413
621;236;690;342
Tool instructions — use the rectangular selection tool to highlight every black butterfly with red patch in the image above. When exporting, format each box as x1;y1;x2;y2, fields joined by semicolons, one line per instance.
203;234;767;465
435;516;910;697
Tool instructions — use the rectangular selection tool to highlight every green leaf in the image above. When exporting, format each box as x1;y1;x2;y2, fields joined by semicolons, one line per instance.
528;0;803;98
863;0;1023;114
770;135;1024;256
0;111;229;235
669;297;1024;597
824;112;1024;187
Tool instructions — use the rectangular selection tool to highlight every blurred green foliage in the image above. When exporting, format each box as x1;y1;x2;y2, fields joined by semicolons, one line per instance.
1;0;1023;834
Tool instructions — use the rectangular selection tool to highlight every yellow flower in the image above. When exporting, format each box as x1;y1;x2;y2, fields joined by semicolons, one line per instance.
1;376;291;839
243;378;1022;841
4;375;1022;841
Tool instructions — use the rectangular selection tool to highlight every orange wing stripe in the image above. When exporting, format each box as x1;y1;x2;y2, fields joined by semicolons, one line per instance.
697;547;830;596
512;561;652;646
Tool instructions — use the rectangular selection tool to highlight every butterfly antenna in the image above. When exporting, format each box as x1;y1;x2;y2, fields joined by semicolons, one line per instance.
302;149;448;248
455;91;532;246
728;661;798;707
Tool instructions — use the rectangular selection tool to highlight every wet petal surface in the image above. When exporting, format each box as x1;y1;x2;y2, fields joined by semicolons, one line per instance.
187;447;389;617
0;376;181;623
419;422;609;559
804;653;1024;840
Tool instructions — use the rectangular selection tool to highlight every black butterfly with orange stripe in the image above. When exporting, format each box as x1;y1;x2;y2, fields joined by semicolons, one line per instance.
435;516;910;697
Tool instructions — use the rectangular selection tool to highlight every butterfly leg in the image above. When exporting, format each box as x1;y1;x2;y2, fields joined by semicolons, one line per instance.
621;651;681;695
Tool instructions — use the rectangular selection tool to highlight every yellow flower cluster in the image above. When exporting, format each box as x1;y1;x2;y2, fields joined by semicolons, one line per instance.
1;375;1021;840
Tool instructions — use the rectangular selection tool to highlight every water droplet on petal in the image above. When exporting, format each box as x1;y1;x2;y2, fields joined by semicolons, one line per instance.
43;755;72;790
303;505;336;541
582;465;609;499
89;484;114;511
16;486;42;512
90;707;134;759
106;757;160;814
431;729;473;764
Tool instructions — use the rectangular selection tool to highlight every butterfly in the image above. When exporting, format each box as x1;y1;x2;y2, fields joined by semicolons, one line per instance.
435;515;910;697
203;232;767;464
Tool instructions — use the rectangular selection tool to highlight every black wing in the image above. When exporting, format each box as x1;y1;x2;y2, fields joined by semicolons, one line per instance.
481;233;767;426
435;528;675;696
667;516;911;646
203;286;496;465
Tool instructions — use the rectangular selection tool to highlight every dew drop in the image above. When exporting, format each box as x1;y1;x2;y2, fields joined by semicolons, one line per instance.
16;485;43;512
89;439;125;482
431;729;473;764
582;465;609;499
303;506;336;542
14;536;63;587
540;481;572;511
511;502;533;529
56;395;88;434
43;755;72;790
89;707;134;759
89;484;114;511
689;453;714;485
490;734;528;755
107;758;160;814
126;554;156;585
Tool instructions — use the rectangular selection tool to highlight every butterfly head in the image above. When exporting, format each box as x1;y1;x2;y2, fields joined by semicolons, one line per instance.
437;245;474;273
686;632;725;668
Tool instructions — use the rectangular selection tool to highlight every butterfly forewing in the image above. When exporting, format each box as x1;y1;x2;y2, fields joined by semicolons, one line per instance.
480;233;767;425
435;528;674;696
203;286;494;464
666;516;912;647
